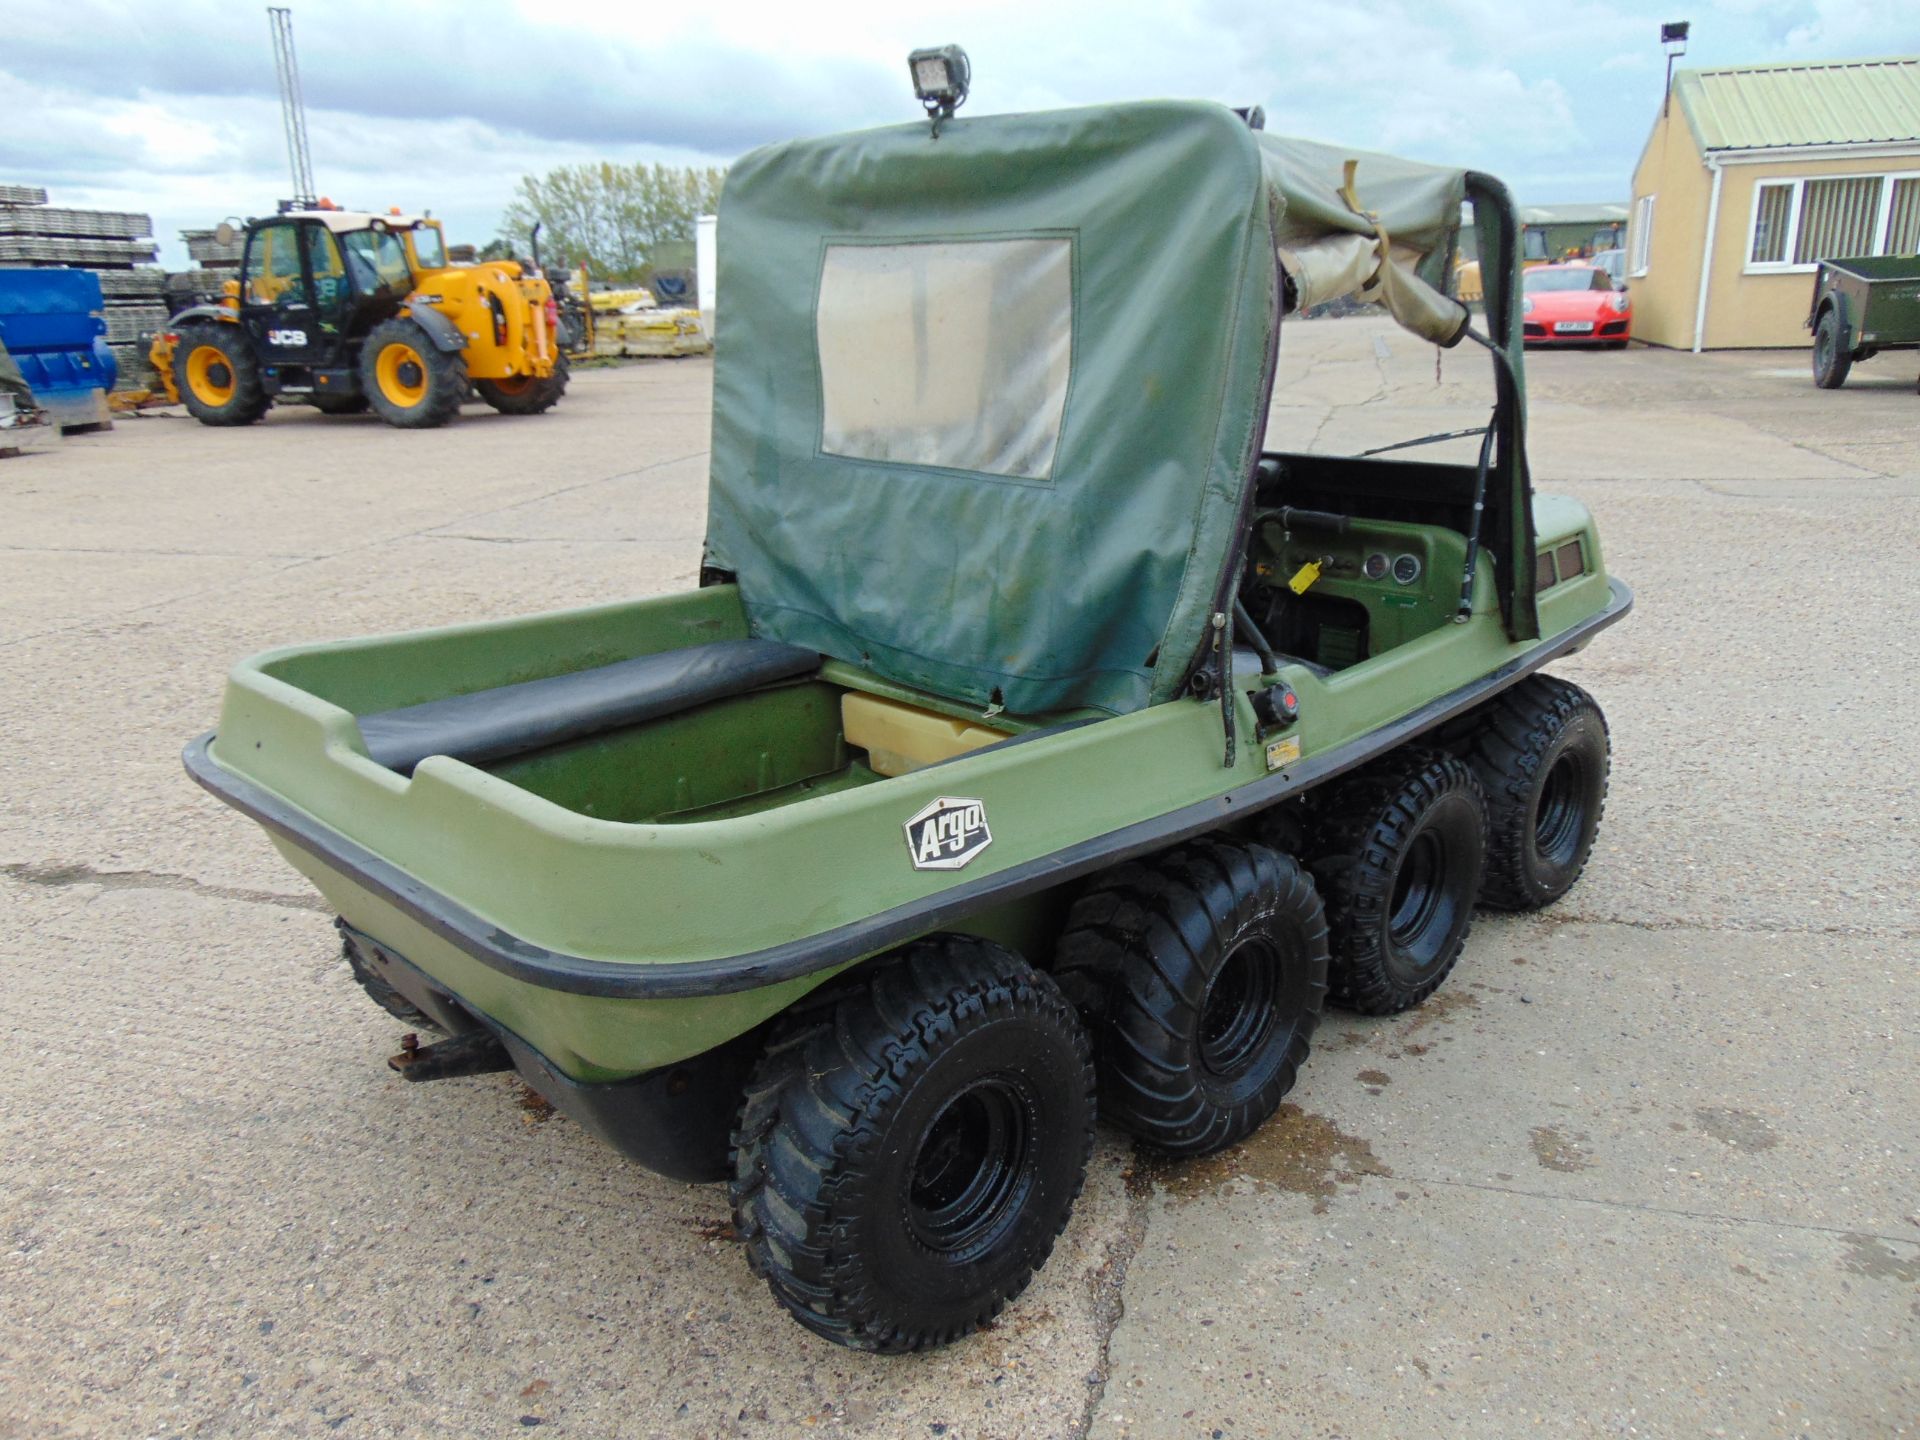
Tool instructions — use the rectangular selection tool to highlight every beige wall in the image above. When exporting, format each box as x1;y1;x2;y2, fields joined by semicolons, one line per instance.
1702;153;1920;348
1630;114;1920;350
1625;110;1713;349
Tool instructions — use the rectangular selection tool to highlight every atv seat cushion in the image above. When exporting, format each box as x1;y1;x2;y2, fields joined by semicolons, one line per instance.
356;638;820;776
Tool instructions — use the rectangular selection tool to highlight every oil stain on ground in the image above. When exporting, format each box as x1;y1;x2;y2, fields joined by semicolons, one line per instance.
1839;1233;1920;1284
1321;986;1481;1059
1693;1106;1779;1152
1398;987;1480;1037
1529;1125;1595;1173
1135;1104;1390;1214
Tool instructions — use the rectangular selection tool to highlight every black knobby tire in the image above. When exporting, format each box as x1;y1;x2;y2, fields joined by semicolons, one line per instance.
340;933;437;1029
1812;308;1852;389
475;354;569;415
1054;840;1328;1156
1311;751;1488;1015
1251;799;1313;860
729;935;1094;1353
174;323;270;427
360;317;467;428
310;393;370;416
1463;675;1610;911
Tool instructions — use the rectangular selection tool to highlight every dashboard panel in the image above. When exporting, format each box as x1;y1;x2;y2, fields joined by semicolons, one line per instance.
1247;512;1471;668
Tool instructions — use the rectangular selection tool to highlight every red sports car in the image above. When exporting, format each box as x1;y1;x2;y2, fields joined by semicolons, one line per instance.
1521;264;1632;347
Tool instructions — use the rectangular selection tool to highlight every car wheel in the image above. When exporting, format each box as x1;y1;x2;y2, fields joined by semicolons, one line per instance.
1309;751;1487;1015
173;323;270;426
729;935;1094;1352
475;354;569;415
1812;308;1853;389
1461;676;1610;911
1054;840;1328;1156
361;318;467;428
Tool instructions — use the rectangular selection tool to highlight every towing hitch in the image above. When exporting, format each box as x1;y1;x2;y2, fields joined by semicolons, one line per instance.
388;1029;514;1082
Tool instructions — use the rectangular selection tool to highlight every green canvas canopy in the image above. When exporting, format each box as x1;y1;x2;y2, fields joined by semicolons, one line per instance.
704;100;1529;716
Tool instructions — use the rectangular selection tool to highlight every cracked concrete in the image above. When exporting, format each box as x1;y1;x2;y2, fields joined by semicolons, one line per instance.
1071;1169;1156;1439
2;324;1916;1437
3;859;325;913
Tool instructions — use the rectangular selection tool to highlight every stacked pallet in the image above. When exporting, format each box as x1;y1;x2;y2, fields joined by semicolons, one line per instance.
166;226;244;318
181;228;245;267
591;307;711;358
0;186;165;389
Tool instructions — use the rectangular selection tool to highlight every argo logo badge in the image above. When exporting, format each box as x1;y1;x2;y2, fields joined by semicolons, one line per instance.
904;796;992;871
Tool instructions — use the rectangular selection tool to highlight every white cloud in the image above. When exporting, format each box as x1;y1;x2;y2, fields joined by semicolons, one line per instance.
4;0;1918;267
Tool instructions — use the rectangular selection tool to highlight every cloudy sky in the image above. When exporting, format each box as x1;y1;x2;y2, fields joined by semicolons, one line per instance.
6;0;1917;269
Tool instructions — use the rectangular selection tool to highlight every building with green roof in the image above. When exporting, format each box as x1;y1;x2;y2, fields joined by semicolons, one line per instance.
1627;55;1920;349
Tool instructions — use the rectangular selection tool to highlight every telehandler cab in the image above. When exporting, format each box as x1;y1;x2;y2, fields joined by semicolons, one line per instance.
187;91;1630;1352
153;206;567;428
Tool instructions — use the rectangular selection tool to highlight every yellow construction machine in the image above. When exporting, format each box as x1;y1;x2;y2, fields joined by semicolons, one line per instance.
151;205;566;428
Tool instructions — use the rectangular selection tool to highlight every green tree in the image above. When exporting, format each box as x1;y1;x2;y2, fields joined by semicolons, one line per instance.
499;162;725;282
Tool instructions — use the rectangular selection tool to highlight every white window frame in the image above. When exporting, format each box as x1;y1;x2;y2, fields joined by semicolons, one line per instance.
1742;170;1920;275
1885;174;1920;256
1628;194;1655;277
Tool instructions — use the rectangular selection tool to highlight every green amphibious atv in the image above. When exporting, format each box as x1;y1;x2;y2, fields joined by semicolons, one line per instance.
187;93;1630;1352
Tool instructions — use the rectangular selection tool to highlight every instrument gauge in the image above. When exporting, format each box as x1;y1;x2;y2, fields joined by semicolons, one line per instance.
1362;552;1389;581
1392;553;1422;585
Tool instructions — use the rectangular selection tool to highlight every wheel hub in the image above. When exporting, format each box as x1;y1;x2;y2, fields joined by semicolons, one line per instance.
1533;752;1585;865
906;1077;1031;1255
1384;814;1478;978
1199;936;1282;1078
1389;830;1446;950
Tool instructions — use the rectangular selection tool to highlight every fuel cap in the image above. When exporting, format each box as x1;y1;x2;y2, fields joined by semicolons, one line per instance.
1252;679;1300;729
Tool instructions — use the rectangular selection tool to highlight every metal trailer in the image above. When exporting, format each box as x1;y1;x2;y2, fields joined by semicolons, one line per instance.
1809;254;1920;390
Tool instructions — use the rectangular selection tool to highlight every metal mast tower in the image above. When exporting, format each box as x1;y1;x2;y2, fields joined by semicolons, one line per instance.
268;7;317;206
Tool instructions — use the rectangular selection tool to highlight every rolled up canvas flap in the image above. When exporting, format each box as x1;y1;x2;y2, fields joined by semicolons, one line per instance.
1277;220;1468;348
1276;233;1377;311
1367;250;1470;347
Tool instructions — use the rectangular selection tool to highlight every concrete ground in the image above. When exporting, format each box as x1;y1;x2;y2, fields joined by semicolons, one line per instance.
2;323;1914;1439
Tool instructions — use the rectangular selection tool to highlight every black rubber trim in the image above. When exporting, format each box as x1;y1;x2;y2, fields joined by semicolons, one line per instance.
183;578;1631;1001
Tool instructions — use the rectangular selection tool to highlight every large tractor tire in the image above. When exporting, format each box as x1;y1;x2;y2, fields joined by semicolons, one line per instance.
1310;751;1487;1015
361;318;466;429
1054;840;1327;1157
729;935;1094;1353
1462;675;1610;911
1812;308;1853;389
476;354;568;416
174;324;269;427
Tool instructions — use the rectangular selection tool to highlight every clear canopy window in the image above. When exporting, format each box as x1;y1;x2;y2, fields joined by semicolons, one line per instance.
816;238;1073;481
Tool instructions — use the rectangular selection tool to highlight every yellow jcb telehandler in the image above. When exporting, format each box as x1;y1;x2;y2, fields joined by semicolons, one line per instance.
152;204;566;428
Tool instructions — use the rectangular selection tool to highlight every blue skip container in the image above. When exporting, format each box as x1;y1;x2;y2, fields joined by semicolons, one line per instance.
0;269;115;430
